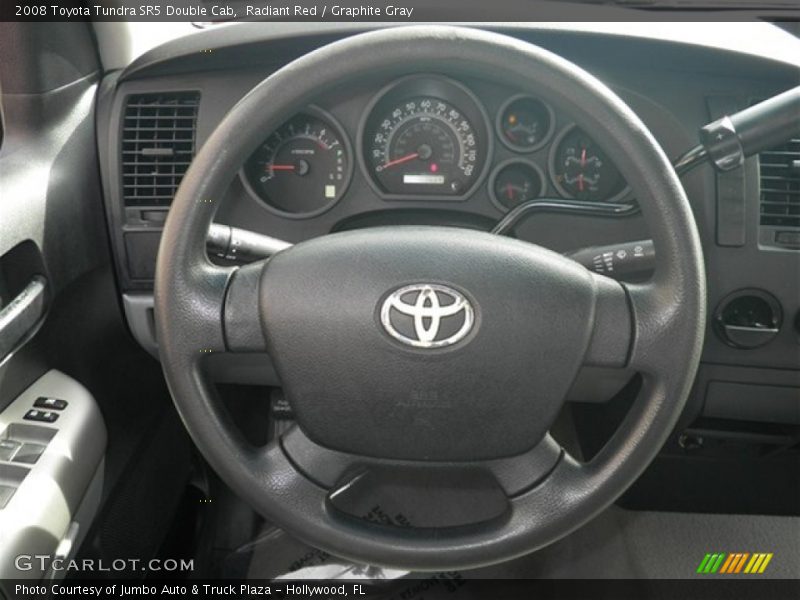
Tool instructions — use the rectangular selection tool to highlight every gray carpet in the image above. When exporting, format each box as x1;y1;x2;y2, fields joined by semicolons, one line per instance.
244;507;800;580
469;507;799;579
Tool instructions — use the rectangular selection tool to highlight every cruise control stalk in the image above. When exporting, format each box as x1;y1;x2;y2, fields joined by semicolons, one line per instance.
207;223;291;262
676;85;800;175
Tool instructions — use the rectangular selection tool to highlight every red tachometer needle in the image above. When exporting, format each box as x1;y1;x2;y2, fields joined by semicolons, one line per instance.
381;152;419;170
580;147;587;168
269;164;296;171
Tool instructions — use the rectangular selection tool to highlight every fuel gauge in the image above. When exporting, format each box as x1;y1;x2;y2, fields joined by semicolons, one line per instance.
497;95;555;153
490;160;546;211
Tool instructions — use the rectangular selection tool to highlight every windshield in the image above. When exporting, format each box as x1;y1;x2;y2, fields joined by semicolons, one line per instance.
92;21;799;71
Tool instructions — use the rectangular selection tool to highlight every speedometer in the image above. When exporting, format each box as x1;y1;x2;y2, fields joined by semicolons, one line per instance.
369;97;480;196
361;77;491;199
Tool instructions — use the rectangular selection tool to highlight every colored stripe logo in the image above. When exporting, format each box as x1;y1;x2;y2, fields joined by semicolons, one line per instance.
697;552;773;574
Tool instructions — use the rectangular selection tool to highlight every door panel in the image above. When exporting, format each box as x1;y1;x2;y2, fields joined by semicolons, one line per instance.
0;22;109;585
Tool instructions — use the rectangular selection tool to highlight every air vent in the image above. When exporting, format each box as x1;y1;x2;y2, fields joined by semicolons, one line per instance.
759;137;800;230
121;92;200;207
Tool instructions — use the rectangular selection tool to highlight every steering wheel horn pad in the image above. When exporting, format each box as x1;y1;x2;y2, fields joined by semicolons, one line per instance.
154;26;705;571
261;226;597;461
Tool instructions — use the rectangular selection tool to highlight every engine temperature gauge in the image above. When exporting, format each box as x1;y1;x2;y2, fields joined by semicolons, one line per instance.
489;160;545;211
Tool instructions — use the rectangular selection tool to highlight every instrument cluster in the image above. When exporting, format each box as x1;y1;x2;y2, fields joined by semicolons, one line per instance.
241;75;630;218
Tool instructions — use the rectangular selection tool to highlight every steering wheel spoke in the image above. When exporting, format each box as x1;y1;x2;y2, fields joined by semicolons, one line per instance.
623;280;693;377
583;272;634;368
282;425;562;496
221;260;269;353
584;274;694;380
155;259;235;360
279;425;564;530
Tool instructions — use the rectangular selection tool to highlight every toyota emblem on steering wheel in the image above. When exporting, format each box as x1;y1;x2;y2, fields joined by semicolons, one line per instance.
380;283;475;348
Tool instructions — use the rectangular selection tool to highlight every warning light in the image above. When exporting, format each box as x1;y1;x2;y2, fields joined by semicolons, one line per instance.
430;163;439;173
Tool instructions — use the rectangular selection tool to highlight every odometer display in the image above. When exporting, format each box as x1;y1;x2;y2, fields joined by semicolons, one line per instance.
365;92;486;198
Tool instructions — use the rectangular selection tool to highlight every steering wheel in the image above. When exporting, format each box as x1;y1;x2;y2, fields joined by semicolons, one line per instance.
154;26;705;571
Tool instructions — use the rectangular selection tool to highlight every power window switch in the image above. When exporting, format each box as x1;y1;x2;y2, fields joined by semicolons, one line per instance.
0;440;21;462
23;409;59;423
12;443;46;465
34;397;68;410
0;485;17;509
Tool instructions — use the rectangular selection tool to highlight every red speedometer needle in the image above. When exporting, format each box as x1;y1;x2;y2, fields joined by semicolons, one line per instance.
269;164;296;171
382;152;419;170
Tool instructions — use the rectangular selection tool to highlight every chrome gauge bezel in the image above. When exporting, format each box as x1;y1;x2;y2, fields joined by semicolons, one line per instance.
239;105;354;220
357;75;493;202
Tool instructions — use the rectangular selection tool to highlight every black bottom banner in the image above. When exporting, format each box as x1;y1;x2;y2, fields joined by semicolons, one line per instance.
3;579;800;600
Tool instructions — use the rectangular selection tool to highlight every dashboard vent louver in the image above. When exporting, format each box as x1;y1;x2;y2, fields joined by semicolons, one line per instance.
121;92;200;207
759;137;800;229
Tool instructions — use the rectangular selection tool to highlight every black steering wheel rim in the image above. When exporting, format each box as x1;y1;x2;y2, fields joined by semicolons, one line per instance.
154;25;706;571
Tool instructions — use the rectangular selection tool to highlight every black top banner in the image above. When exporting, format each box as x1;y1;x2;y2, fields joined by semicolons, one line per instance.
2;0;799;22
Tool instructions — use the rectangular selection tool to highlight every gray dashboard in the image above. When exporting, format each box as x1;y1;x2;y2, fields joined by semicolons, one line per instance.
95;24;800;420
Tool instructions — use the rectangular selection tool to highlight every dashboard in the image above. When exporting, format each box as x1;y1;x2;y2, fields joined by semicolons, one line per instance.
96;24;800;420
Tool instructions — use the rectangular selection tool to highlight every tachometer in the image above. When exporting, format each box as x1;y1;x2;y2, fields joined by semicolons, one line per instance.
361;77;491;199
242;108;351;217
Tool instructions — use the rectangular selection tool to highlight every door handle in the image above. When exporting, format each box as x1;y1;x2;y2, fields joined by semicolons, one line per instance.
0;275;48;361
